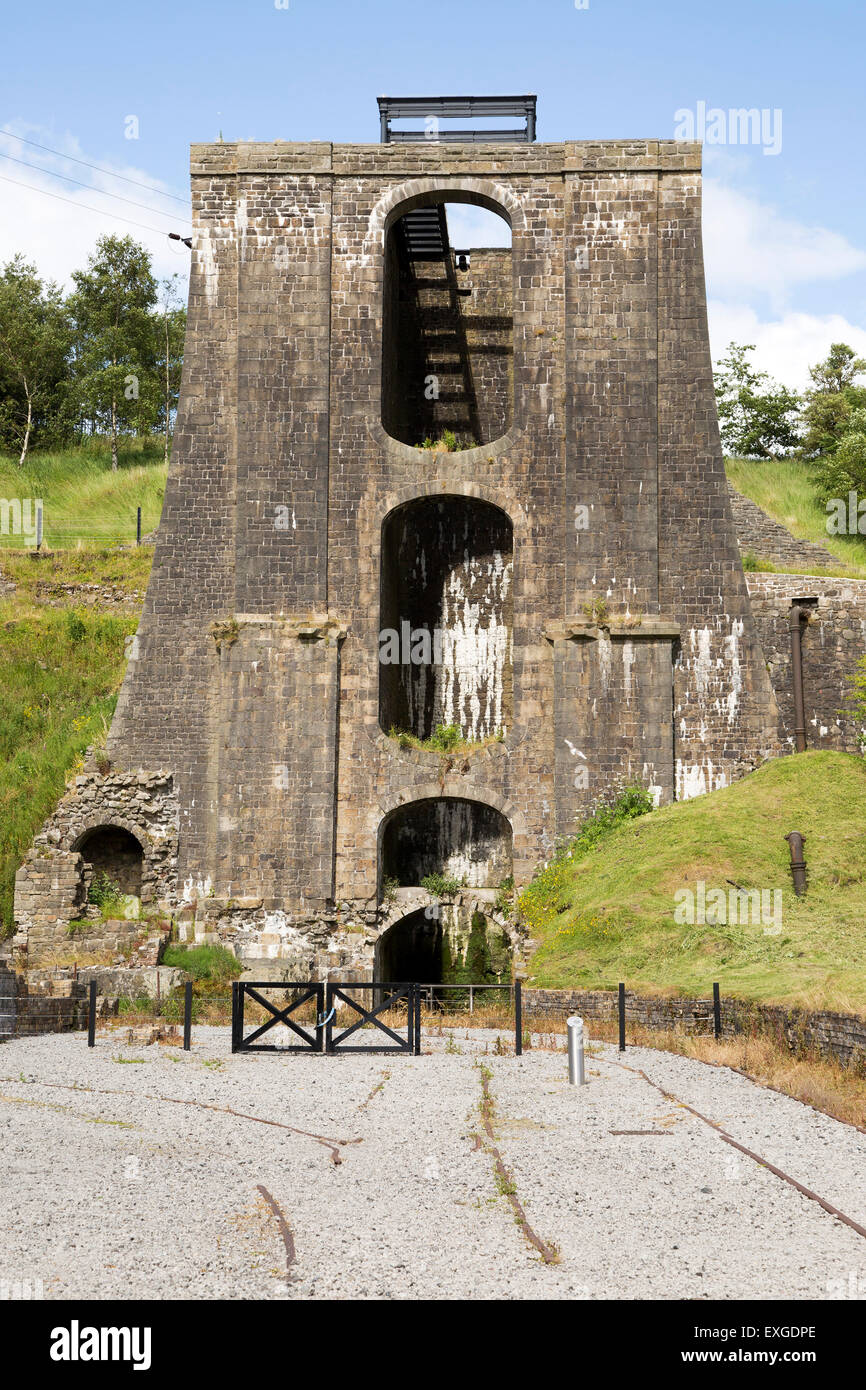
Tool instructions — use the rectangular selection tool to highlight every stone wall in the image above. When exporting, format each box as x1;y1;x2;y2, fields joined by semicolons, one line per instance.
524;986;866;1070
729;484;843;571
746;573;866;752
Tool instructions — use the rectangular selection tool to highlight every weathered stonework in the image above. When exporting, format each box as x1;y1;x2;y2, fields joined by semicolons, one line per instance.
13;765;178;964
16;135;782;977
746;573;866;752
729;484;845;572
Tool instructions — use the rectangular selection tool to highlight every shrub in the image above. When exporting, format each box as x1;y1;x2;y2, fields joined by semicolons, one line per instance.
421;872;463;898
161;942;242;983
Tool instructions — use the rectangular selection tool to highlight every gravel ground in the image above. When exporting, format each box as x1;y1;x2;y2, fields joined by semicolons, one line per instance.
0;1025;864;1300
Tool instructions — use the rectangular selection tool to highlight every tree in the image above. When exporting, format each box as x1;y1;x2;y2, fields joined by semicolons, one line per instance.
155;275;186;464
800;343;866;459
714;343;801;458
815;407;866;508
68;235;157;469
0;255;72;465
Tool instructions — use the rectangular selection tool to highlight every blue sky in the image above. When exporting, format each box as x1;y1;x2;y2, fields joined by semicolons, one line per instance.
2;0;865;386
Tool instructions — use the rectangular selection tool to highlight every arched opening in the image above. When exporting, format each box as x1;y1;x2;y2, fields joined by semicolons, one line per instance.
381;197;512;448
74;825;144;900
379;496;513;742
380;797;512;888
375;905;513;991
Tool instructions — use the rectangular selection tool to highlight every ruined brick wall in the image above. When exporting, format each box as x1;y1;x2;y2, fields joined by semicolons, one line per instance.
13;766;178;963
745;573;866;752
16;138;780;975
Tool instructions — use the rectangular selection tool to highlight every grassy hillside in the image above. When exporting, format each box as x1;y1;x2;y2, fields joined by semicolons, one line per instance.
0;547;150;936
520;752;866;1015
726;456;866;578
0;440;168;550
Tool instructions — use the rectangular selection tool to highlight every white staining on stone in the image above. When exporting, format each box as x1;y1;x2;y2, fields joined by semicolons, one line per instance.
181;875;213;902
690;626;713;698
676;759;729;801
598;630;612;693
196;228;219;308
723;617;744;725
622;640;635;702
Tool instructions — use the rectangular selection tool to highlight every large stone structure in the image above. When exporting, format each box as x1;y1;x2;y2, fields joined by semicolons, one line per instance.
15;129;786;979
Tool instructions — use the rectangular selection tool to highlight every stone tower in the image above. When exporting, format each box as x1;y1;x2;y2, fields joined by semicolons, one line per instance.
14;102;779;979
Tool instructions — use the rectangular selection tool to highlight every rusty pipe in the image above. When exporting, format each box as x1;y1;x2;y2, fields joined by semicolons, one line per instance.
785;831;807;896
789;604;808;752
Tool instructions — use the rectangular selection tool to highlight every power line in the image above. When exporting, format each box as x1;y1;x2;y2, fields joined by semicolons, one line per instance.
0;150;182;221
0;172;192;241
0;129;190;206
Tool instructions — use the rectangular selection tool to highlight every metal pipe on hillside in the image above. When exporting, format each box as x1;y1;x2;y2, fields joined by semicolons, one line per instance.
789;604;808;752
785;832;807;896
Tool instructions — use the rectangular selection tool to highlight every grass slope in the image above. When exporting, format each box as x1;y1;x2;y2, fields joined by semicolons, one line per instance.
726;456;866;578
0;549;150;935
0;440;168;549
520;752;866;1015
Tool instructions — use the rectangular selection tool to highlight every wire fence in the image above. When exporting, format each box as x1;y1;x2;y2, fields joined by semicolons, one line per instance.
0;507;153;550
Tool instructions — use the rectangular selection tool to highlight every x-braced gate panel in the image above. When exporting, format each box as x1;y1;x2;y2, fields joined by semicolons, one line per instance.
231;981;422;1055
231;981;325;1053
325;982;420;1055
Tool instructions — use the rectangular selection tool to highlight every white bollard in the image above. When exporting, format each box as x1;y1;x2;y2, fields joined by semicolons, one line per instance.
567;1014;586;1085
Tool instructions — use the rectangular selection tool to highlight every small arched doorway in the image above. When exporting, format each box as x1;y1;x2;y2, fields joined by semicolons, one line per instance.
74;825;145;900
375;908;443;984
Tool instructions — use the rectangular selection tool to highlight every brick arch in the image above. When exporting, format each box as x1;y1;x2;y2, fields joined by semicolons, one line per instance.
379;483;525;537
374;785;523;841
367;176;525;249
69;815;150;857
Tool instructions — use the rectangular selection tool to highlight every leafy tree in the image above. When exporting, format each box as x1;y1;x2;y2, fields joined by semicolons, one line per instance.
154;275;186;464
68;235;157;469
815;408;866;507
714;343;801;458
800;343;866;459
0;256;72;464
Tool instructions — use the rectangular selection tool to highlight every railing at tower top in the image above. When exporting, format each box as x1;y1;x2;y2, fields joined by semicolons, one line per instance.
378;95;537;144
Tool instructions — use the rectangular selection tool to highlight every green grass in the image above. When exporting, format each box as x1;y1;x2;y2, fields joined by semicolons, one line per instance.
0;439;168;549
161;943;243;984
726;456;866;578
520;751;866;1015
0;546;150;937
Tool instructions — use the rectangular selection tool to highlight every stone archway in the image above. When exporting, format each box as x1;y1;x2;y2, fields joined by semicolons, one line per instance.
72;824;145;900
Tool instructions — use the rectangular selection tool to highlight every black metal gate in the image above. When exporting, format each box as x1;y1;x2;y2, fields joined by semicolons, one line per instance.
325;982;420;1055
231;981;325;1053
231;981;421;1055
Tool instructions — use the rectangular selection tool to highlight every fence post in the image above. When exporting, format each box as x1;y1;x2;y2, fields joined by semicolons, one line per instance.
415;984;421;1055
183;981;192;1051
713;982;721;1040
515;979;522;1057
618;981;626;1052
230;981;239;1053
87;979;97;1047
136;506;142;545
36;503;43;552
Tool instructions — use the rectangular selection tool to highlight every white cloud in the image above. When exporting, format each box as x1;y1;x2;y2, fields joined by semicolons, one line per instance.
708;301;866;391
702;178;866;388
0;122;191;291
703;179;866;309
